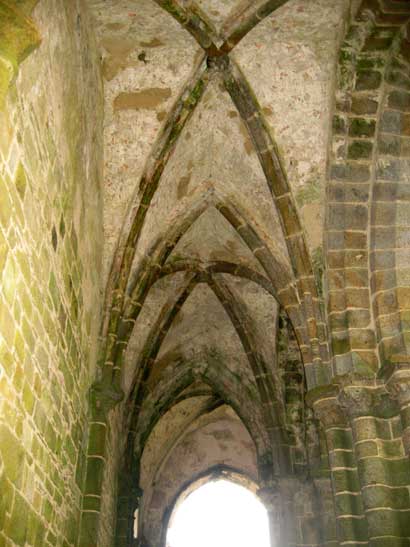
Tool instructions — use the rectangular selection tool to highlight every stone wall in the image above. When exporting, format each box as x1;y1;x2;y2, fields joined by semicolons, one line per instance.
2;1;410;547
0;1;103;546
327;0;410;375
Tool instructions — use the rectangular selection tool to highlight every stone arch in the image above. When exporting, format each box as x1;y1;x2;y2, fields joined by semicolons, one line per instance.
158;466;265;547
124;272;287;459
103;195;301;395
131;360;271;467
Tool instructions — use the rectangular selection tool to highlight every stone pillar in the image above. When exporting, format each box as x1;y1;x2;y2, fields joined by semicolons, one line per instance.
385;362;410;455
115;471;131;545
79;377;123;546
339;382;410;546
257;481;282;547
313;476;338;547
307;385;368;545
257;477;303;547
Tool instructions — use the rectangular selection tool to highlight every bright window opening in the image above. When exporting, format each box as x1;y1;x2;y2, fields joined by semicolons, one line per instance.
166;479;271;547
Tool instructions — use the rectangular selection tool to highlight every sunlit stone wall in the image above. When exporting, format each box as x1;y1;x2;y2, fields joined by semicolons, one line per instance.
0;1;103;545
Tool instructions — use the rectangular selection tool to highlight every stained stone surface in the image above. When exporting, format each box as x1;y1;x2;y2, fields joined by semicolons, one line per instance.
0;1;103;545
2;1;410;546
233;0;355;251
195;0;249;31
87;0;202;284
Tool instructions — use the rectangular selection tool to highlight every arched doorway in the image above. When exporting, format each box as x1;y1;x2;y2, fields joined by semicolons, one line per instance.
166;478;271;547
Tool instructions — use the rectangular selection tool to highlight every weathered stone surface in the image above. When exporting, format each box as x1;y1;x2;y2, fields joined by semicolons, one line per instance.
0;1;103;545
3;1;410;546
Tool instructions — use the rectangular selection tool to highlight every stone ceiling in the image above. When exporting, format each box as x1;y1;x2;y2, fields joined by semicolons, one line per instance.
83;0;361;537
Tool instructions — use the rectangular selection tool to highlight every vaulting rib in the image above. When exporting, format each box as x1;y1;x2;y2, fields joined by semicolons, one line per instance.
108;201;213;374
153;0;291;54
159;260;276;298
101;60;207;349
125;275;279;468
110;200;296;384
125;274;199;409
220;0;290;53
101;0;327;389
152;0;220;48
208;275;290;475
138;396;223;481
102;0;295;353
132;364;267;463
221;60;329;371
222;59;314;285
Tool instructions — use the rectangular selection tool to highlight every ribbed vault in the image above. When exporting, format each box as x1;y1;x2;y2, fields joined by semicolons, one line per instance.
4;2;410;547
82;1;364;545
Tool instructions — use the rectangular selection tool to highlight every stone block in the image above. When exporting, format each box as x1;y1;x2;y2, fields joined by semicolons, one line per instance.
84;456;105;496
351;96;378;115
387;70;410;91
349;118;376;138
330;163;371;182
348;140;373;159
358;456;410;487
328;203;368;230
0;425;25;484
381;110;402;134
332;468;361;492
363;484;410;510
6;491;29;546
337;515;368;540
335;492;364;515
354;417;391;442
389;90;410;111
378;134;401;156
355;70;382;90
367;508;410;537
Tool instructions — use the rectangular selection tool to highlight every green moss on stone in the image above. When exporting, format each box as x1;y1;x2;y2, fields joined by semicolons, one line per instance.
335;492;364;515
348;140;373;159
332;335;351;356
339;48;354;65
6;490;29;545
367;508;410;537
328;428;353;450
351;352;378;377
0;56;13;109
337;515;368;541
0;175;12;228
0;474;13;531
159;0;187;22
363;484;410;510
358;457;410;488
0;2;41;107
306;383;339;407
295;178;322;207
333;467;361;493
84;457;104;496
356;56;385;70
14;162;27;199
349;118;376;138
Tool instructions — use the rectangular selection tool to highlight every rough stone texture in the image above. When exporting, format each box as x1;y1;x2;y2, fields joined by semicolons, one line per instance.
0;1;103;546
86;0;203;285
232;0;355;253
3;1;410;547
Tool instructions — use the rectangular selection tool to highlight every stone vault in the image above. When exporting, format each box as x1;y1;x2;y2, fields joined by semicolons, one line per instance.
1;0;410;546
